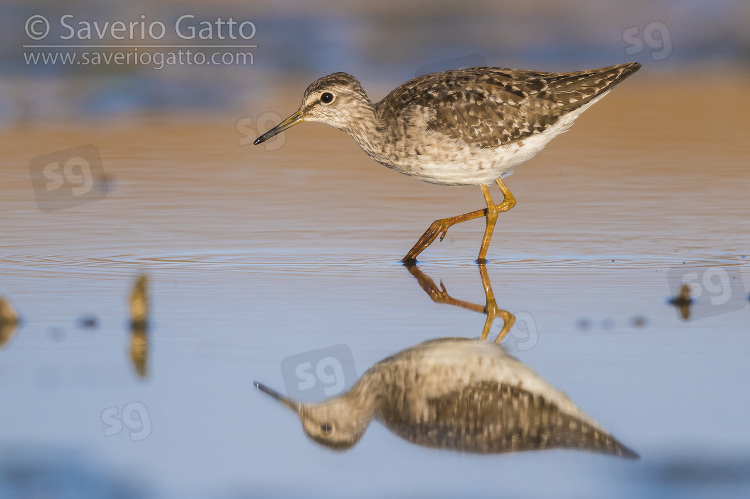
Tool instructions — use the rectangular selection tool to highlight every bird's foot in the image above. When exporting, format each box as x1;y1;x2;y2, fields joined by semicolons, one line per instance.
401;219;451;263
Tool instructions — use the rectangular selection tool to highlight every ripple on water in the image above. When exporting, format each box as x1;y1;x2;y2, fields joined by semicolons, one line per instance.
2;250;746;280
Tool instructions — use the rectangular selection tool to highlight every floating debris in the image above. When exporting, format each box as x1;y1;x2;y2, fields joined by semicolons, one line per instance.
77;315;99;330
0;297;18;324
129;274;149;328
130;328;148;379
668;284;693;320
129;274;149;379
630;316;648;328
575;318;592;331
0;296;19;348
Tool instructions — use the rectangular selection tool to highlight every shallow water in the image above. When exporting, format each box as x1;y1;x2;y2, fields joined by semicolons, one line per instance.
1;78;749;497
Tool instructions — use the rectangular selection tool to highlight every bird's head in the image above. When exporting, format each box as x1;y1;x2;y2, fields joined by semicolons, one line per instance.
254;381;371;450
254;72;373;145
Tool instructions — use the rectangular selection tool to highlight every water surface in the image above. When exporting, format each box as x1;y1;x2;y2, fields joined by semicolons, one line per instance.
1;79;749;497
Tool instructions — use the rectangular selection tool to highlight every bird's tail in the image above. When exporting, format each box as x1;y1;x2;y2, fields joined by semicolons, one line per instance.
548;62;641;110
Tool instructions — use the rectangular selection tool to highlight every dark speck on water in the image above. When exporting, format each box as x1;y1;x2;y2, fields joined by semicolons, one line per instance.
630;316;648;328
77;316;99;329
576;318;592;331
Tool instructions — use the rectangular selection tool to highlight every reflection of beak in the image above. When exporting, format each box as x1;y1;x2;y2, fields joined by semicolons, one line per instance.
254;110;304;145
254;381;301;413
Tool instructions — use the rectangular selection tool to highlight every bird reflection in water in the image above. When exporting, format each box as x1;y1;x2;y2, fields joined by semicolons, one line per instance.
405;263;516;343
255;265;638;458
129;274;149;378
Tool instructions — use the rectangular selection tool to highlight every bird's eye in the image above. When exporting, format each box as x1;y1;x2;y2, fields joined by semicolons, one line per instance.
320;422;333;434
320;92;334;104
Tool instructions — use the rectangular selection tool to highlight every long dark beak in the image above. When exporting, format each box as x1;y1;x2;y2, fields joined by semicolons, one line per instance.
254;381;301;413
253;110;304;145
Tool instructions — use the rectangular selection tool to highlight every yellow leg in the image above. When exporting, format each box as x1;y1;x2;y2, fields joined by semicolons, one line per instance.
402;208;485;264
477;185;498;264
477;179;516;264
476;264;516;343
405;263;516;345
402;178;516;263
494;178;516;211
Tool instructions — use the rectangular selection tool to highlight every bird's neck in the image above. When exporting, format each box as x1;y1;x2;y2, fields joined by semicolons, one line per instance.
335;367;392;424
340;102;386;161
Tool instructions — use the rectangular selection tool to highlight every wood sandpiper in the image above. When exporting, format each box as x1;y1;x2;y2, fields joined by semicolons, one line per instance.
254;62;641;263
254;338;637;457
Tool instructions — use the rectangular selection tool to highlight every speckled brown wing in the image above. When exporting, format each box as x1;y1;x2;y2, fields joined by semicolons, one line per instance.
378;63;640;149
379;381;639;457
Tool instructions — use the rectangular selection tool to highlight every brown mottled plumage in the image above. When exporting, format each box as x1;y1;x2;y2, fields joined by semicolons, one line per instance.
254;338;638;458
255;62;641;262
398;65;640;149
